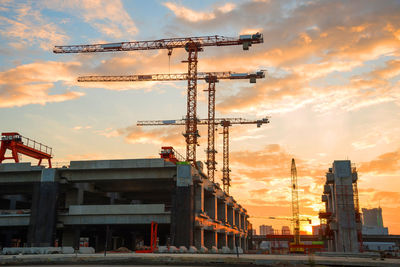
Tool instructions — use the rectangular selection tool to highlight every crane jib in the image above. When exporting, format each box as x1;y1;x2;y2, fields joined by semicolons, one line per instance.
53;34;263;53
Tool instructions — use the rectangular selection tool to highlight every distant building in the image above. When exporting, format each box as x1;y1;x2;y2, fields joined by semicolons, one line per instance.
259;225;274;236
312;225;326;236
362;207;389;235
251;229;257;236
281;226;291;235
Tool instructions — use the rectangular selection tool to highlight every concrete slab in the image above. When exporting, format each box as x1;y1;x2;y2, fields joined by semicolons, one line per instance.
59;214;171;225
0;214;30;226
0;162;33;172
68;204;168;215
69;159;173;169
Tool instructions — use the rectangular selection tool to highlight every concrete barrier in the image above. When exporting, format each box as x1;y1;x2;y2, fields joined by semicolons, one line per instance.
2;247;75;255
179;246;188;253
168;246;179;253
156;246;168;253
221;246;231;254
189;246;198;253
200;246;208;253
79;247;95;254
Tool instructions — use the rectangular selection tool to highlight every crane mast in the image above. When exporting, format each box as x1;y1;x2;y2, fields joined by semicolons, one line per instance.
205;76;217;182
54;33;263;168
137;117;269;193
291;159;301;246
221;120;231;193
78;70;265;182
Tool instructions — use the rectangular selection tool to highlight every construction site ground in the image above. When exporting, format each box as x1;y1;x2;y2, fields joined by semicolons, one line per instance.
1;253;400;266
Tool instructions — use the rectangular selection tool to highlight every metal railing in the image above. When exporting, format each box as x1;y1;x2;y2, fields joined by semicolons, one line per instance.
40;161;69;168
20;135;52;156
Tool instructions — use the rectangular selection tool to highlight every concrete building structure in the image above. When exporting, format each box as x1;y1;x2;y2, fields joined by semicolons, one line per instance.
319;160;362;252
281;226;291;235
259;225;274;236
362;208;389;235
0;159;250;251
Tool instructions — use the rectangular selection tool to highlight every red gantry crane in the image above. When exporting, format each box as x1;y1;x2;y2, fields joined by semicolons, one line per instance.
54;34;263;168
0;132;53;168
137;117;269;194
78;71;265;182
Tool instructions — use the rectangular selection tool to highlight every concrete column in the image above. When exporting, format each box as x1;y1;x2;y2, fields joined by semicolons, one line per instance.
27;169;59;247
240;213;245;230
9;197;16;209
234;234;240;250
171;164;194;247
65;186;84;208
227;233;234;249
217;199;227;223
204;192;216;220
204;230;217;249
235;209;240;228
62;227;80;248
217;232;227;248
194;183;204;213
194;228;204;249
227;206;234;225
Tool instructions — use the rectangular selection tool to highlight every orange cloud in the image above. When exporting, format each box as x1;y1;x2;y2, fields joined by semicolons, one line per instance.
0;2;68;50
118;125;185;147
163;2;236;22
0;61;85;107
372;191;400;205
359;148;400;174
372;60;400;79
42;0;138;39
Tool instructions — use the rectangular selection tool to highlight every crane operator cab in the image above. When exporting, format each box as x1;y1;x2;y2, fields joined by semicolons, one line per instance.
239;32;263;50
160;146;179;164
1;133;23;143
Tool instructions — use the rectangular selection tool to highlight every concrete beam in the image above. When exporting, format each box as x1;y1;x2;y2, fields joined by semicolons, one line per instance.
0;214;30;226
0;172;42;184
68;204;168;215
59;213;171;225
60;168;176;182
69;158;174;169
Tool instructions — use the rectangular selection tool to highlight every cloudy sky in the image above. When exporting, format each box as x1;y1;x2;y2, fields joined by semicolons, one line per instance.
1;0;400;234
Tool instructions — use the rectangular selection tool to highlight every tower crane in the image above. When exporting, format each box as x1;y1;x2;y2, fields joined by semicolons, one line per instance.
137;117;269;193
78;71;265;182
290;158;304;253
54;33;264;168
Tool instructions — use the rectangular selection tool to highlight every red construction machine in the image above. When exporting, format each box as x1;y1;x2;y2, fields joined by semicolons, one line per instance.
0;132;53;168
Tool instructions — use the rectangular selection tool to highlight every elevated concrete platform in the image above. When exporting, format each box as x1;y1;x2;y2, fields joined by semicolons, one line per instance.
0;158;250;251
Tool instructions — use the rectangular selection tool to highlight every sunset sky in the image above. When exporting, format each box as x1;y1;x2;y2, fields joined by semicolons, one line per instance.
1;0;400;234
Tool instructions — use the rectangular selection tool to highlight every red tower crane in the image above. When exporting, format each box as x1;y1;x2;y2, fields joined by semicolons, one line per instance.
0;132;53;168
54;34;263;168
137;117;269;194
78;71;265;182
